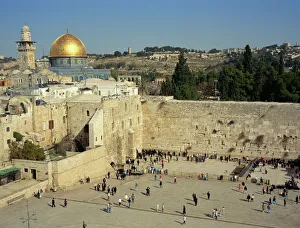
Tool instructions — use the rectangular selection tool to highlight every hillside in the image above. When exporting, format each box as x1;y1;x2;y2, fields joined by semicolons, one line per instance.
89;53;228;77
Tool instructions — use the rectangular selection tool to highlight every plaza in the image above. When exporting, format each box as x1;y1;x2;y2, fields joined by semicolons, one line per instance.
0;158;299;228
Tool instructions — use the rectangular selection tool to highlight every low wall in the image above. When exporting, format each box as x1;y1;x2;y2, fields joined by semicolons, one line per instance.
51;146;113;188
0;180;48;208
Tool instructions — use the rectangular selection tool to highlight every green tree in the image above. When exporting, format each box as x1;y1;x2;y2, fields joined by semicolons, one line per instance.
243;45;252;73
9;140;45;161
171;51;198;100
114;51;122;57
279;53;284;75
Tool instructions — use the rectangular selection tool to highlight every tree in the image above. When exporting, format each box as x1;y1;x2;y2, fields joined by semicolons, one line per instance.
9;140;45;161
171;51;198;100
243;45;252;73
279;53;284;75
114;51;122;57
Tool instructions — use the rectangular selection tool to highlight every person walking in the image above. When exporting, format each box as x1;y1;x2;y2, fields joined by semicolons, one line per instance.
174;176;177;184
183;205;186;215
207;191;210;200
162;203;165;213
159;180;163;188
83;221;87;228
194;197;198;206
284;198;287;207
52;198;56;207
64;199;67;207
156;204;159;212
222;207;225;215
135;183;138;191
262;203;265;212
183;215;186;224
247;194;251;202
273;196;276;205
118;198;122;206
131;193;135;203
295;195;298;204
107;192;110;201
128;198;131;208
267;204;271;213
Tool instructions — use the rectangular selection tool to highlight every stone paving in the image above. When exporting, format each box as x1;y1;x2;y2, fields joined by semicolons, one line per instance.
0;159;299;228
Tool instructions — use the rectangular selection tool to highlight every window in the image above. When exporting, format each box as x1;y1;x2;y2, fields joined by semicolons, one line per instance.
129;119;132;127
49;120;54;129
137;105;139;110
95;137;97;141
43;121;47;130
138;117;140;124
125;103;127;111
122;121;124;129
6;127;10;132
87;110;90;117
24;168;28;172
101;135;102;140
63;116;66;123
7;139;11;144
196;125;198;130
112;122;114;130
84;125;89;133
25;120;27;125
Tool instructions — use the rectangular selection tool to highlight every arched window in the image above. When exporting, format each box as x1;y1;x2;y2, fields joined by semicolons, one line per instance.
87;110;90;116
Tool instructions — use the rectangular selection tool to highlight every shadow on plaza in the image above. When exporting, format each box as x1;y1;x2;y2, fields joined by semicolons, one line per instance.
43;196;276;228
174;220;183;225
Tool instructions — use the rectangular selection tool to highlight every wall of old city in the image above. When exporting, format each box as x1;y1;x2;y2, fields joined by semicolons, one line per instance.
102;95;143;163
142;98;300;159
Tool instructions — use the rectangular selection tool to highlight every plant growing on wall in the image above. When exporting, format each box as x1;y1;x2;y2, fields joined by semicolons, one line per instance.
13;132;24;142
238;132;245;140
254;135;264;147
228;147;235;153
243;139;251;146
227;120;235;126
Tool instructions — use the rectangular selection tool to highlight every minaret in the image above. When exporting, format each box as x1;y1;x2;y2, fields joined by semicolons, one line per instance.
16;25;36;70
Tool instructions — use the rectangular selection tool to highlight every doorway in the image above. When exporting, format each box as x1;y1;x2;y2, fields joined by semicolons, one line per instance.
31;169;36;180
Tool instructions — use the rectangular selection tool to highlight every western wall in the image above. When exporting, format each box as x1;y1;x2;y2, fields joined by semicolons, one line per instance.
142;97;300;159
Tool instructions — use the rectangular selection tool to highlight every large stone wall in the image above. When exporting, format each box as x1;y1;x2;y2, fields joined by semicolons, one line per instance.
102;96;143;162
142;98;300;159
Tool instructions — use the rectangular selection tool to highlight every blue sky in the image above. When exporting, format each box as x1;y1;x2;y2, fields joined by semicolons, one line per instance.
1;0;300;58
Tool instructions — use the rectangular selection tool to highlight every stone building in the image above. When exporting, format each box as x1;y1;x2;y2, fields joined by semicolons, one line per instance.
16;25;36;70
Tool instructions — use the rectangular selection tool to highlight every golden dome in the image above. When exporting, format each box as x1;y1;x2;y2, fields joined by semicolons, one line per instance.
49;33;87;58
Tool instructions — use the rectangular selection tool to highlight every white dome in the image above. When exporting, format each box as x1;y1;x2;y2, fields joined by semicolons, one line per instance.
11;70;21;75
22;69;32;75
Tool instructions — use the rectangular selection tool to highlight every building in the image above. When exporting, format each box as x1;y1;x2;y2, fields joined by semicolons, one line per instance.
16;25;36;70
48;30;111;81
